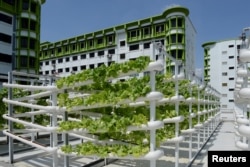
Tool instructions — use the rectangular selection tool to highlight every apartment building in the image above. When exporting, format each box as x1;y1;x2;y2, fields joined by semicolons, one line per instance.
0;0;45;86
202;39;241;120
39;5;196;78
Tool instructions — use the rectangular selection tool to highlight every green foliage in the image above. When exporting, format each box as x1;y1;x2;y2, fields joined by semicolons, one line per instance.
56;56;151;89
61;141;149;158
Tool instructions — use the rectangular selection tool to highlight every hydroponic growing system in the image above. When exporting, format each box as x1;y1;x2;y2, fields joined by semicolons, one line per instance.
234;29;250;150
2;43;221;167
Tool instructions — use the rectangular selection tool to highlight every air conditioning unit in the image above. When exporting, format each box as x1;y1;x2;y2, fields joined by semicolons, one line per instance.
107;54;112;58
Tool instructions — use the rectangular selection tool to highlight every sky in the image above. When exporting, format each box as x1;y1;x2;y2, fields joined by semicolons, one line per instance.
40;0;250;70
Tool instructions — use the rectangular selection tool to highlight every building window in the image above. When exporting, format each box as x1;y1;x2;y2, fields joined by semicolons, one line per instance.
88;39;94;47
229;99;234;102
81;65;86;70
144;42;150;49
108;61;115;66
29;57;36;68
108;49;115;54
0;13;12;24
80;42;85;49
97;38;103;45
229;66;234;70
222;94;227;97
129;44;139;51
57;47;62;53
222;61;227;65
229;88;234;91
3;0;15;5
222;83;227;87
143;26;151;36
45;61;49;65
72;44;76;51
222;51;227;54
0;33;11;43
65;68;70;72
64;46;68;52
170;18;176;27
177;34;183;43
177;17;183;27
30;2;37;13
89;52;95;58
21;18;29;29
89;64;95;69
58;68;63;73
128;29;139;38
237;45;241;50
98;63;104;67
120;53;125;59
29;38;36;49
229;55;234;59
107;34;114;44
222;72;227;76
229;77;234;80
22;0;29;10
45;71;49;75
65;57;70;62
81;54;86;59
20;37;28;48
30;20;36;31
20;56;28;67
228;44;234;48
120;40;125;47
98;50;104;56
155;24;164;33
72;66;78;71
58;58;63;63
72;56;78;61
170;34;176;43
0;52;12;63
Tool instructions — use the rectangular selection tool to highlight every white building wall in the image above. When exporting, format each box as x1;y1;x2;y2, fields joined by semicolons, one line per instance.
207;39;241;120
185;17;196;75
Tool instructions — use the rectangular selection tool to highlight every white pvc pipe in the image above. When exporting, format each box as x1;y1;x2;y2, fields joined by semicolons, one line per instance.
3;130;57;153
13;110;59;118
3;98;66;112
14;91;55;102
3;83;57;91
3;114;57;132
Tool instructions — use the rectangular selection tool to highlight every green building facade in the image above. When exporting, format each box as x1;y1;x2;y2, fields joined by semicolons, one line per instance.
39;6;196;77
0;0;45;80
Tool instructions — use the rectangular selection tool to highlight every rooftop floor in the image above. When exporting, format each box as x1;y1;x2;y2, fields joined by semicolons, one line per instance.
0;120;240;167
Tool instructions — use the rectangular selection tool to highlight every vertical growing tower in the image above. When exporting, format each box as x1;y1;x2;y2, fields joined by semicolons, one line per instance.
0;0;45;84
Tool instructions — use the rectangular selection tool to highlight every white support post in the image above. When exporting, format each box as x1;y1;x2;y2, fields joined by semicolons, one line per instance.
188;82;193;161
174;62;180;167
8;71;14;164
149;70;156;167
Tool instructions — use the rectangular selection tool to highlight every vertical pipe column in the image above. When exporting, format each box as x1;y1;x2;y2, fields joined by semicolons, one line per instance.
188;83;193;161
63;111;69;167
149;70;156;167
174;62;180;167
30;80;35;141
50;79;58;167
8;71;14;163
197;87;201;149
203;91;206;143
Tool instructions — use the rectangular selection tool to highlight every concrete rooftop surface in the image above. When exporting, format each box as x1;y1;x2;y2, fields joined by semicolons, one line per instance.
0;120;239;167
